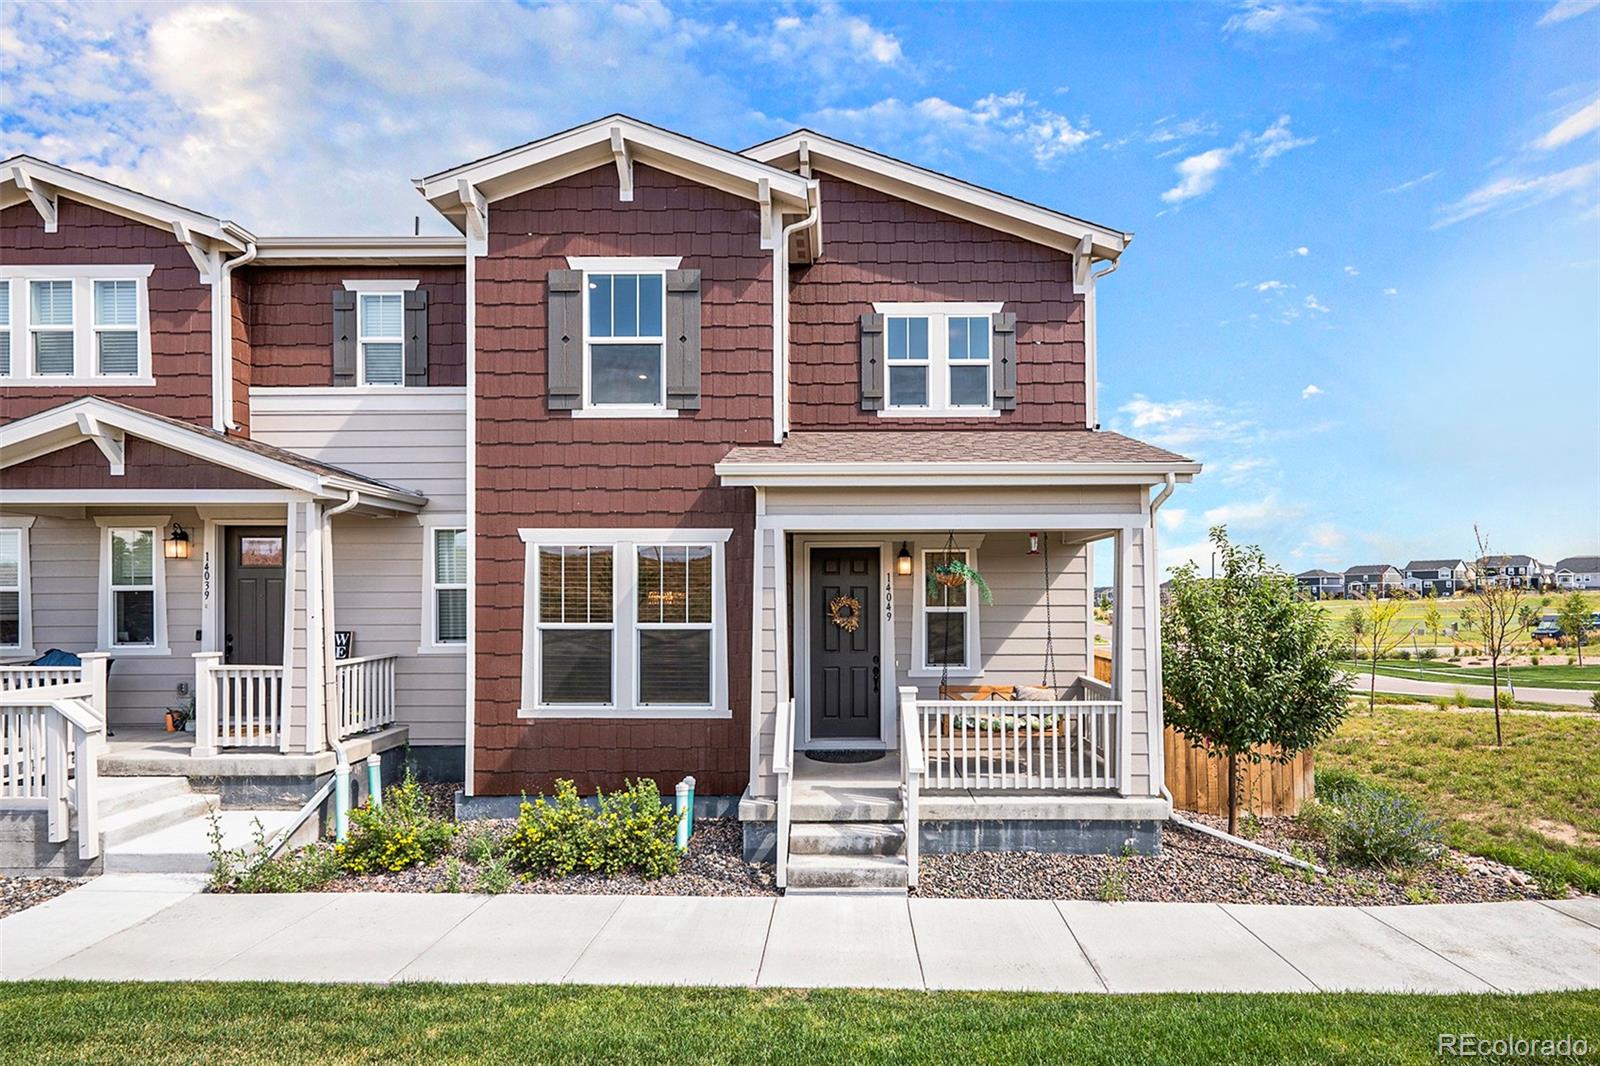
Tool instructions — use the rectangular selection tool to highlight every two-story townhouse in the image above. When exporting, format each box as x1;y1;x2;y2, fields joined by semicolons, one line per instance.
1295;569;1344;600
1476;554;1543;589
1554;556;1600;589
2;117;1197;890
1343;564;1403;598
1401;559;1473;596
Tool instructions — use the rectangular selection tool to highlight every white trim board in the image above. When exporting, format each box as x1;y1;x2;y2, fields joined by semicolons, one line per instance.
791;538;896;751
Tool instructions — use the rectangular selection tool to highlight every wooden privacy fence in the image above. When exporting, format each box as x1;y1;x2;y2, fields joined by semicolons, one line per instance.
1092;651;1317;816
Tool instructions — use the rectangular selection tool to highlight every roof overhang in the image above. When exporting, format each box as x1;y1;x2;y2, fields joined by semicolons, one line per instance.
415;116;816;251
743;130;1130;262
1;156;253;255
0;398;426;513
715;458;1199;489
250;235;467;266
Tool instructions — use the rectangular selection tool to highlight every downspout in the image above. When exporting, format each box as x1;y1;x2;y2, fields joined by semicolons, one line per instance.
772;190;820;443
218;236;257;433
1147;472;1327;875
1085;258;1118;431
320;490;361;839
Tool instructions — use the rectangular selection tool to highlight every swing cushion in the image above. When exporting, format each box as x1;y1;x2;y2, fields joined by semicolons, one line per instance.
1015;684;1069;703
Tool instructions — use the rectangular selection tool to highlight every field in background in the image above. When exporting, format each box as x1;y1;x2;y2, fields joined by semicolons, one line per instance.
1311;590;1600;650
1342;659;1600;691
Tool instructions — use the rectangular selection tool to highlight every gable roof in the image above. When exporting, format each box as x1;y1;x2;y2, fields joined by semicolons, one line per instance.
415;115;815;233
1344;564;1398;576
1478;554;1536;567
743;129;1130;261
1297;569;1341;579
1404;559;1467;570
1;156;254;253
1556;556;1600;571
0;397;425;511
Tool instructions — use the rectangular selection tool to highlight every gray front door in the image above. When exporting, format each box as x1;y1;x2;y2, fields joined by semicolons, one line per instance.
224;527;286;665
809;547;880;741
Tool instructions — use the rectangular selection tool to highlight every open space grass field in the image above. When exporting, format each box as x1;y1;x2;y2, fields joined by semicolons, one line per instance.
1320;708;1600;893
1312;590;1600;650
2;983;1597;1065
1342;659;1600;691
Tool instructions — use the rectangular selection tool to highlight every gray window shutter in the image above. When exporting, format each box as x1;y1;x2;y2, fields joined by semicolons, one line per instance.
403;289;428;387
332;290;357;387
992;311;1017;411
664;269;702;411
859;313;885;411
547;270;583;411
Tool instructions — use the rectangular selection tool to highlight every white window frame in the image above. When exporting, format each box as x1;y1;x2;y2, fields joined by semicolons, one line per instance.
95;515;170;655
0;265;155;384
420;518;468;653
518;526;731;719
873;301;1004;418
567;256;681;419
0;517;35;657
93;279;142;377
0;279;11;377
909;541;984;679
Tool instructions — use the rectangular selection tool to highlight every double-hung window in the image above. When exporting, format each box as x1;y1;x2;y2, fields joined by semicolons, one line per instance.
0;281;10;376
430;527;468;647
0;525;28;654
358;292;405;386
875;302;1003;416
94;280;140;375
1;266;153;382
567;256;680;413
521;528;730;717
99;522;167;652
912;546;982;676
30;280;74;376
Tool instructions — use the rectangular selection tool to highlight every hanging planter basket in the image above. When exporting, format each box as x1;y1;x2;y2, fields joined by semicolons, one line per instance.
927;558;993;604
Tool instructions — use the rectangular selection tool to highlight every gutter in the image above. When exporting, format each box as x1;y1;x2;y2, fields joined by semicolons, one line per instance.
320;490;362;839
772;186;821;443
219;235;258;433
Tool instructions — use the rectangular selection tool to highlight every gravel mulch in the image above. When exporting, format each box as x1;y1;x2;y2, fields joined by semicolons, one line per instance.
324;817;777;897
0;875;84;918
915;811;1547;905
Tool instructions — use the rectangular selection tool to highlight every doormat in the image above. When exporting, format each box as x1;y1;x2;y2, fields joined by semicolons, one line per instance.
804;749;886;764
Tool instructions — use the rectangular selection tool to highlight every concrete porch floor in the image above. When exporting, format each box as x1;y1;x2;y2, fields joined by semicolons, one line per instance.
99;726;411;779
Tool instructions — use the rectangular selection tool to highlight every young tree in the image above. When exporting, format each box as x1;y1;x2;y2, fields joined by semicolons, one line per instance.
1343;607;1366;661
1557;592;1592;666
1423;603;1445;652
1162;527;1353;835
1468;526;1530;747
1355;593;1408;714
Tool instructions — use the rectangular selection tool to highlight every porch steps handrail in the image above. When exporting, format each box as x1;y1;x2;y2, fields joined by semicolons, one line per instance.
897;688;926;889
916;698;1123;792
772;697;795;890
335;654;398;739
0;691;105;860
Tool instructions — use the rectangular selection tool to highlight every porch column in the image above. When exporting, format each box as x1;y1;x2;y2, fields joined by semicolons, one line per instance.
303;499;327;754
79;651;111;757
747;521;767;793
191;651;222;758
1113;527;1133;791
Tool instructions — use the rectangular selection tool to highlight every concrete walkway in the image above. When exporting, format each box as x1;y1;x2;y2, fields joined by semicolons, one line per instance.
1348;670;1595;708
4;877;1599;992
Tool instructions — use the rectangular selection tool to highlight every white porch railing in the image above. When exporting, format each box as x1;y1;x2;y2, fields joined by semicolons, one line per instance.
909;694;1122;792
335;654;398;739
0;657;107;860
897;688;926;888
772;697;796;890
194;652;286;754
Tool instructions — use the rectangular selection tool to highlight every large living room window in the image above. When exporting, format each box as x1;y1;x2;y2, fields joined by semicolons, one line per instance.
0;266;154;383
519;528;730;718
875;302;1003;417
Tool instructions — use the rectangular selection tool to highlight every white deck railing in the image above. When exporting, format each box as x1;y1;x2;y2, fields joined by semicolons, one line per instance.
897;688;926;888
910;695;1122;792
194;652;287;754
335;654;398;739
0;657;107;860
772;697;796;889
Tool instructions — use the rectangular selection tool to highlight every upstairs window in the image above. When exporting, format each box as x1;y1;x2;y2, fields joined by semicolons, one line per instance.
587;272;665;407
358;292;405;386
1;267;153;383
874;302;1004;416
0;281;10;376
94;280;140;376
30;280;74;376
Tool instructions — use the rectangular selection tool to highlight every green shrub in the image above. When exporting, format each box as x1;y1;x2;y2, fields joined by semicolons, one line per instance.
462;826;503;865
1299;771;1444;869
1590;690;1600;714
505;780;591;876
208;815;341;893
506;777;679;880
1396;649;1410;661
337;773;456;875
1452;687;1470;709
479;853;513;895
1496;690;1514;710
1418;647;1437;660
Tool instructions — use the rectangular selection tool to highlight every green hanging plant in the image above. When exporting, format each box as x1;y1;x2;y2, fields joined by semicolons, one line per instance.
928;557;993;604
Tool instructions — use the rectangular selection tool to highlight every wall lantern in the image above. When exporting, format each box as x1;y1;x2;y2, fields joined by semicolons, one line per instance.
1027;532;1041;556
164;522;192;560
896;542;913;576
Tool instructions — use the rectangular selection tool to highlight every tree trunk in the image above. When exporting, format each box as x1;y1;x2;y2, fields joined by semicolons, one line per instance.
1368;662;1378;715
1491;657;1503;748
1227;752;1239;836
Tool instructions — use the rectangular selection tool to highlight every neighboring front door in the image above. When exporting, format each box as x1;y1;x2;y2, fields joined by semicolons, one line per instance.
808;546;881;742
224;527;286;665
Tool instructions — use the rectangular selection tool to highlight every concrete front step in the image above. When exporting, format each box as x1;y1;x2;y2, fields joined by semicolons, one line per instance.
790;821;905;857
786;852;909;891
104;809;302;873
790;789;903;822
98;792;221;847
95;776;194;820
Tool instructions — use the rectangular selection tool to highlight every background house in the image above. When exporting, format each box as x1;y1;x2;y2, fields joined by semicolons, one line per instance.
1343;564;1402;597
1402;559;1473;596
1476;554;1544;589
1295;569;1344;600
1554;556;1600;589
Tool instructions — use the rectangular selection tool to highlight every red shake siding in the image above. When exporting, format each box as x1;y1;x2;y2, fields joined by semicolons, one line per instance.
787;173;1086;429
0;199;214;425
242;265;466;388
4;437;275;490
474;163;771;797
231;273;252;432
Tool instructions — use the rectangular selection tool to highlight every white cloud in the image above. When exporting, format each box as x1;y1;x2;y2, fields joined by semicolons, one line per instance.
1222;456;1273;484
1159;508;1188;532
1291;245;1310;256
1222;3;1326;37
1433;161;1600;228
1383;170;1440;194
1533;96;1600;151
1119;398;1186;428
1251;114;1317;163
763;2;902;91
1160;116;1314;204
1203;494;1297;529
1343;265;1359;276
1304;294;1330;313
1538;0;1600;25
1301;384;1322;399
1384;287;1398;296
1255;279;1291;293
811;91;1098;165
1145;115;1220;144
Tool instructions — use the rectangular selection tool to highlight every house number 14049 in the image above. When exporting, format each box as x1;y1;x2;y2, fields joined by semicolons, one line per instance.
883;573;893;622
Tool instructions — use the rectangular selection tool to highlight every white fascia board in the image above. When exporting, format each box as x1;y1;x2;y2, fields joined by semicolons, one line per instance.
415;116;812;211
2;156;247;252
251;236;467;265
714;460;1201;486
744;132;1130;260
518;527;735;545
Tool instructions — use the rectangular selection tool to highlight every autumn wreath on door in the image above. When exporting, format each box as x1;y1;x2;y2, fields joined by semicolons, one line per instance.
827;594;863;633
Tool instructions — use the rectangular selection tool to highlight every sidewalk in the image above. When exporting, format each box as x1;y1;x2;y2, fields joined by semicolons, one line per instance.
5;877;1598;992
1348;670;1594;708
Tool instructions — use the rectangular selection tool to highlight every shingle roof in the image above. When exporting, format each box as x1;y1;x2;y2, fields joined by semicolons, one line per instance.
1556;556;1600;571
1344;564;1398;576
1478;554;1536;567
1297;569;1341;579
720;430;1194;467
1404;559;1466;570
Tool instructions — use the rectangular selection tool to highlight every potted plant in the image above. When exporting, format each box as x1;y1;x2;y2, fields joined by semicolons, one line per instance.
928;556;993;604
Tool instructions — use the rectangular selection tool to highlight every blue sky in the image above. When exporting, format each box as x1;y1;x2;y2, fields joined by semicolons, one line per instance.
4;1;1598;578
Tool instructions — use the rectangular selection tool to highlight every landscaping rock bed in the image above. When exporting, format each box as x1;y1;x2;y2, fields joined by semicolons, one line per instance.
915;812;1547;905
0;874;83;918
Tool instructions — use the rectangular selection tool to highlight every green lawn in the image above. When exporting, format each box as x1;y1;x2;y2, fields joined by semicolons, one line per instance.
1343;658;1600;691
1313;590;1600;649
1;983;1597;1065
1321;708;1600;893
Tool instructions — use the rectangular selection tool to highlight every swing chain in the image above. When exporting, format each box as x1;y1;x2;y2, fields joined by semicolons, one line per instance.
1041;531;1059;691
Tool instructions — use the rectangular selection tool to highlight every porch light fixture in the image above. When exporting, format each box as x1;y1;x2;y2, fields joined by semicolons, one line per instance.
1027;532;1041;556
164;523;192;560
896;542;913;576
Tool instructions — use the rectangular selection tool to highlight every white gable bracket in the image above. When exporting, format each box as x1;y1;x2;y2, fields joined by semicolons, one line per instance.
172;220;219;283
1073;234;1095;289
11;166;59;233
74;411;126;476
610;126;634;203
457;179;488;256
797;139;812;179
758;177;775;250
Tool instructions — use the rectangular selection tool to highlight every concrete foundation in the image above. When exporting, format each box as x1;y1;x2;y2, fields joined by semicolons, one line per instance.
0;809;103;877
